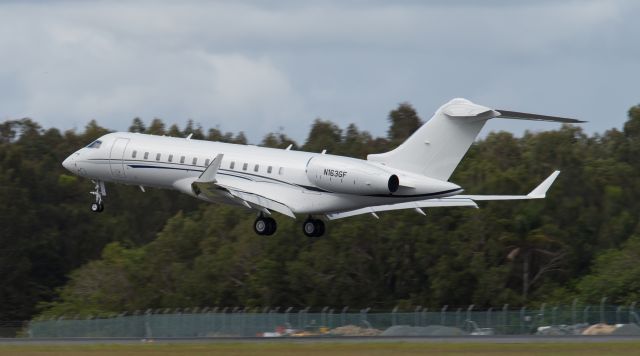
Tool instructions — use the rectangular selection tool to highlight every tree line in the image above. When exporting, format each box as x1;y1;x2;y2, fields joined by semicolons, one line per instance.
1;103;639;320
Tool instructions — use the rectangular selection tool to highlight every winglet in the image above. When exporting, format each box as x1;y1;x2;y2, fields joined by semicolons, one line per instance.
527;171;560;199
197;154;224;183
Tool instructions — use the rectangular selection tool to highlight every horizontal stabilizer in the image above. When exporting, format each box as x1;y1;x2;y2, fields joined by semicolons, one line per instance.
497;110;585;124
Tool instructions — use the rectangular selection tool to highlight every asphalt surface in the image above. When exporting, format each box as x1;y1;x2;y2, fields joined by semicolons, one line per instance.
0;336;639;345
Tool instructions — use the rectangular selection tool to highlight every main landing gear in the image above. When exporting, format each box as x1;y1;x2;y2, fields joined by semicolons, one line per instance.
90;180;106;213
254;215;277;236
303;217;325;237
252;215;326;237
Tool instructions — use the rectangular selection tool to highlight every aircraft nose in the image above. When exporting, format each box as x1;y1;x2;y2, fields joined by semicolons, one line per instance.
62;155;74;172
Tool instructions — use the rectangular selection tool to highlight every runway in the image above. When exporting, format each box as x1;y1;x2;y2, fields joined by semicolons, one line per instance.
1;335;639;345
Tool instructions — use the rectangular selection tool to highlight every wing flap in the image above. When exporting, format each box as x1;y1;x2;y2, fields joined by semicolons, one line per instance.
222;186;296;218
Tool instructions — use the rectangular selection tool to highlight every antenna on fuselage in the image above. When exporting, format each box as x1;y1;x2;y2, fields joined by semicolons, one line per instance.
285;144;292;150
186;133;193;140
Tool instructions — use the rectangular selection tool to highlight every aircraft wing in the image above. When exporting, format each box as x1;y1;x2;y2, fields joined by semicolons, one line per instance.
326;171;560;220
192;155;296;218
326;198;478;220
456;171;560;200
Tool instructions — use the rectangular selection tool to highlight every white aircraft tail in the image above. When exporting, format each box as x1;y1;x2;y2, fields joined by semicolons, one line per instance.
367;98;583;181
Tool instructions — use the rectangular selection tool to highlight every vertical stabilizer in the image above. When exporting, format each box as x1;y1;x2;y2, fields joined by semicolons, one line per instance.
368;98;497;181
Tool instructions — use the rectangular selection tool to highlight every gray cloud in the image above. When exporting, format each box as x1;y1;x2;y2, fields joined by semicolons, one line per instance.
0;0;638;143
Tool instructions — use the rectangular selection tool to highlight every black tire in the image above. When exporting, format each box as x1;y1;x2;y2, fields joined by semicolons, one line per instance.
97;203;104;212
264;217;277;235
254;218;268;235
90;203;100;213
313;219;325;237
303;219;318;237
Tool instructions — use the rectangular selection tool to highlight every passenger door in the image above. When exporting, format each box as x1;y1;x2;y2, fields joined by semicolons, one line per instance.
109;138;130;178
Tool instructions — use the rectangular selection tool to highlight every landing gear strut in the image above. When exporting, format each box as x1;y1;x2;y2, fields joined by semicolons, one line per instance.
90;180;106;213
303;217;325;237
254;215;277;235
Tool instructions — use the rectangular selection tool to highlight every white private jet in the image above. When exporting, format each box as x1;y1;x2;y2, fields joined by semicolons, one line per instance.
62;98;583;237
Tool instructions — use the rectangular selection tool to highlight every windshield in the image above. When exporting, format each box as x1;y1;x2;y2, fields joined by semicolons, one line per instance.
86;140;102;149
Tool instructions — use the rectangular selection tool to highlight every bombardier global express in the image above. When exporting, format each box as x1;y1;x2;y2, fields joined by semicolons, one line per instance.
62;98;583;237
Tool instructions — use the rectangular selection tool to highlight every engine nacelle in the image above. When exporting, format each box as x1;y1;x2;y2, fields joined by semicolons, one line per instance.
306;156;399;195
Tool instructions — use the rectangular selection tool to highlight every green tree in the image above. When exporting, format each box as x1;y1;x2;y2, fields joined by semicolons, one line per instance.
338;124;374;158
167;124;183;137
576;234;640;305
3;100;640;322
261;132;298;149
182;120;205;140
146;118;166;135
128;117;146;133
302;119;342;154
387;102;422;147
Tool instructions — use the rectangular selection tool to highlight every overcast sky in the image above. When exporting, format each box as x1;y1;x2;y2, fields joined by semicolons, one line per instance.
1;0;639;143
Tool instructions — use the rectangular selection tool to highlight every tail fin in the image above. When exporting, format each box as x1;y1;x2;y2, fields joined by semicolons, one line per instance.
367;98;582;181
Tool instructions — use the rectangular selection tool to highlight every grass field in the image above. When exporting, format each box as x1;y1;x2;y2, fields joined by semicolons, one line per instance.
1;342;640;356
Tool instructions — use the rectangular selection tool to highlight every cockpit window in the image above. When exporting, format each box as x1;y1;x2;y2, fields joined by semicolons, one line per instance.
86;140;102;149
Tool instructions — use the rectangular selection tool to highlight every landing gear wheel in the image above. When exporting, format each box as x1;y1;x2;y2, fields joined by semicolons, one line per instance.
315;219;325;236
254;218;267;235
264;217;277;235
90;202;104;213
303;218;325;237
254;217;277;236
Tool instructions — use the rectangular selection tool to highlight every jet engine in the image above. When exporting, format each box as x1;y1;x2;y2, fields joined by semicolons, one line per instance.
306;156;399;195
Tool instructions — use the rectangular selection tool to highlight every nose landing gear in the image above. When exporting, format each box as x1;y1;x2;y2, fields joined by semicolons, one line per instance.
303;217;325;237
254;215;277;235
90;180;106;213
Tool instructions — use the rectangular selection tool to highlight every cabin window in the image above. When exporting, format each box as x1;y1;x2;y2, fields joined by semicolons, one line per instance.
180;156;185;164
230;161;235;169
279;167;284;175
267;166;272;174
242;163;248;171
86;140;102;149
205;159;210;167
144;152;149;160
254;164;259;172
156;153;161;161
132;150;137;158
168;154;173;162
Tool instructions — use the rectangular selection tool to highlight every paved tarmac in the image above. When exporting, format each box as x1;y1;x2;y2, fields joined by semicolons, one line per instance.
0;335;639;345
